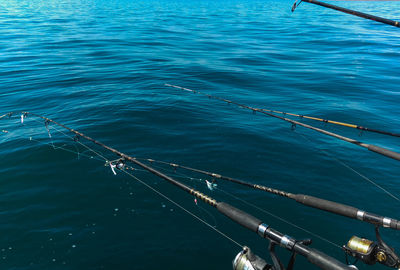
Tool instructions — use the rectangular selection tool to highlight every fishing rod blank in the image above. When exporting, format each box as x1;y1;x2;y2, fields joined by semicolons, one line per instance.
145;158;400;231
9;112;355;270
291;0;400;28
259;108;400;138
165;84;400;162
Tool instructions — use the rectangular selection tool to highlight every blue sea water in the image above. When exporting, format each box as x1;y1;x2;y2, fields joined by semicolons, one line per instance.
1;0;400;269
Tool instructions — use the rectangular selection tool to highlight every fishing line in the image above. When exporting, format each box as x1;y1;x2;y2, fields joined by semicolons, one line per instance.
40;124;109;163
217;188;342;250
135;157;400;230
132;157;400;268
149;162;202;182
44;121;55;149
108;161;157;174
45;121;110;163
144;158;341;249
3;115;242;248
6;116;118;171
126;162;215;187
2;112;397;269
28;116;112;164
5;114;241;246
138;158;292;198
294;129;400;203
152;163;345;253
166;84;400;162
196;203;218;229
167;167;219;228
28;117;85;160
120;168;243;248
261;107;400;138
28;137;104;162
148;159;341;247
131;159;343;251
145;161;219;227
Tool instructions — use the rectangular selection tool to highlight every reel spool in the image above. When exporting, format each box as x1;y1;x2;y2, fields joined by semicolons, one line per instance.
345;236;378;265
344;235;400;269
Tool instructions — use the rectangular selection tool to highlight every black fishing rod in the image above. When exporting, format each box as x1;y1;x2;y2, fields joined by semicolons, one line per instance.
165;84;400;162
10;112;355;270
145;158;400;231
291;0;400;28
140;158;400;268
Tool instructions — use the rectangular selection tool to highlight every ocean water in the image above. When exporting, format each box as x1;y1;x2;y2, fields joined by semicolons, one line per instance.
0;0;399;269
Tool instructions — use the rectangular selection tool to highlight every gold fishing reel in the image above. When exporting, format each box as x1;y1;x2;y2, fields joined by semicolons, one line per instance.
345;236;377;265
344;235;400;269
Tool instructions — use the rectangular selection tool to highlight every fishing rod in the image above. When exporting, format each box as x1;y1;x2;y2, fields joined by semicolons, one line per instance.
291;0;400;28
165;84;400;162
8;112;396;269
258;108;400;138
0;113;11;119
140;157;400;269
5;112;356;270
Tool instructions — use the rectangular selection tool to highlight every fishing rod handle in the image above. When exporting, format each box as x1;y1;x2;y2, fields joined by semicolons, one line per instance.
217;202;262;232
293;194;400;230
264;227;357;270
367;145;400;161
217;202;357;270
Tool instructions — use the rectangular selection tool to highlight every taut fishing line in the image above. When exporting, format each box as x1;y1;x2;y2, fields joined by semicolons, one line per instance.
3;114;244;249
145;161;219;228
294;129;400;203
161;84;400;269
140;158;342;249
120;168;243;248
217;188;342;250
10;113;336;249
1;112;399;269
165;84;400;162
147;159;343;247
165;84;400;202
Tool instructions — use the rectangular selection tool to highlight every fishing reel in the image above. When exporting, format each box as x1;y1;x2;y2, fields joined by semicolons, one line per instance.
233;239;313;270
233;247;271;270
343;227;400;269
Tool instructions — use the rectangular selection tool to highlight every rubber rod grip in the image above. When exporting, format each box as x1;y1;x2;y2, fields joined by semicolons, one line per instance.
293;195;358;218
307;248;358;270
217;202;262;233
368;145;400;161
